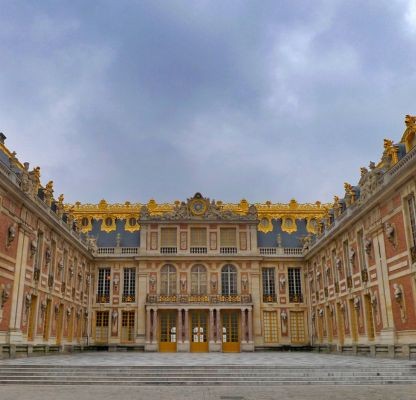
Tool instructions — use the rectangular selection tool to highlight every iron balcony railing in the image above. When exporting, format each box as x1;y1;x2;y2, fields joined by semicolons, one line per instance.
289;293;304;303
146;294;252;305
96;294;110;303
122;294;136;303
263;294;277;303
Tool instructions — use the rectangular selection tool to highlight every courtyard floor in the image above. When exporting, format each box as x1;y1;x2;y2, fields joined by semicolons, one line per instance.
0;350;414;366
1;352;415;400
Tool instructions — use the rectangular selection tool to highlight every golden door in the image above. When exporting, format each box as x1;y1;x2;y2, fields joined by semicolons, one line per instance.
159;311;177;352
290;311;306;344
221;310;240;352
190;311;208;352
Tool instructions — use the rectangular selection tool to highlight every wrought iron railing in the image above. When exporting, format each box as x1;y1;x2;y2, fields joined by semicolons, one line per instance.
289;293;303;303
263;294;277;303
361;269;369;283
96;294;110;303
146;294;252;304
122;294;136;303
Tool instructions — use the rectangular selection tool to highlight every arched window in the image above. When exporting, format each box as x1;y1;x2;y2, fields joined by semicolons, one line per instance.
221;264;237;295
160;264;177;295
191;264;207;295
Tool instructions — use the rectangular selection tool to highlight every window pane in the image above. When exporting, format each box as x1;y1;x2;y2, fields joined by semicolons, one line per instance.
220;228;237;247
161;228;177;247
190;228;207;247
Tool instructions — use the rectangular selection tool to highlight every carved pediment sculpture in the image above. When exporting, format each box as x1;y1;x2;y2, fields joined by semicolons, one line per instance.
139;193;258;222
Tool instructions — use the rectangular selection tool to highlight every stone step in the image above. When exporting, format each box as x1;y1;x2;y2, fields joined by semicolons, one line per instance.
1;374;415;380
0;371;414;377
1;379;416;386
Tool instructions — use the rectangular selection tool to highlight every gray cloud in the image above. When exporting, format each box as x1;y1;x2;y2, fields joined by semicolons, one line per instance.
1;0;415;204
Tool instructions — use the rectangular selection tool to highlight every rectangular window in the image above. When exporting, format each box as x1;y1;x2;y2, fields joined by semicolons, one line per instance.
97;268;110;303
288;268;302;303
50;240;56;277
220;228;237;247
190;227;207;247
121;311;135;343
34;232;44;272
343;240;351;277
322;257;328;287
95;311;109;342
161;228;177;247
357;229;366;271
61;249;68;282
263;311;278;343
408;195;416;247
290;311;305;343
262;268;276;302
331;249;338;283
123;268;136;302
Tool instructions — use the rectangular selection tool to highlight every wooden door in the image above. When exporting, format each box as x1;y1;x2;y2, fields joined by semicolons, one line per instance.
221;310;240;352
190;310;208;352
159;310;177;352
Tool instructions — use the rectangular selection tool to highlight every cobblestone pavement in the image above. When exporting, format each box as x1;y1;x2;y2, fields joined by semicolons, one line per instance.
0;351;414;366
1;384;416;400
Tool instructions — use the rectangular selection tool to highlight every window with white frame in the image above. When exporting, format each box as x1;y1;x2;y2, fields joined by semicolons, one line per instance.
191;264;207;295
123;268;136;302
288;267;302;302
221;264;237;295
262;268;276;302
160;264;177;295
97;268;110;302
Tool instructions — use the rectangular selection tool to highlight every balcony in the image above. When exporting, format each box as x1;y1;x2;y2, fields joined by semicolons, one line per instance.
122;294;136;303
263;294;277;303
220;247;237;254
361;269;369;283
96;294;110;303
160;247;177;254
96;247;139;257
190;247;207;254
289;293;303;303
259;247;303;257
146;294;252;305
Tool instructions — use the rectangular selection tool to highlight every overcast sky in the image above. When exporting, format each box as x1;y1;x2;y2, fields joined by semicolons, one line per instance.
1;1;415;204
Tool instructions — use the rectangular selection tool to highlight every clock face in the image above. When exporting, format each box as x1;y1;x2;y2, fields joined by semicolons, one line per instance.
190;199;207;216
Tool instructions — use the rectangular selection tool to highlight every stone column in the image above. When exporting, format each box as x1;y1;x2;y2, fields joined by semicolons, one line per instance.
145;308;151;343
216;309;221;343
241;308;247;343
8;226;29;343
209;309;214;343
248;308;253;343
177;309;182;343
151;309;157;343
184;309;189;343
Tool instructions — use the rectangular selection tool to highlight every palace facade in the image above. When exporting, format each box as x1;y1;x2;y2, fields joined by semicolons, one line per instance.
0;115;416;357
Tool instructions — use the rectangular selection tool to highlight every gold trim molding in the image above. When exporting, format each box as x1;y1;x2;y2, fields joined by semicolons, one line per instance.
65;198;331;234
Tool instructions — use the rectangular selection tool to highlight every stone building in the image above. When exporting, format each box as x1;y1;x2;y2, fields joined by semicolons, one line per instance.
0;115;415;357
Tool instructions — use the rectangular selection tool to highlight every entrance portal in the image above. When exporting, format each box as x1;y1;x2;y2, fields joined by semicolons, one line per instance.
159;310;177;352
190;310;208;352
221;310;240;352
